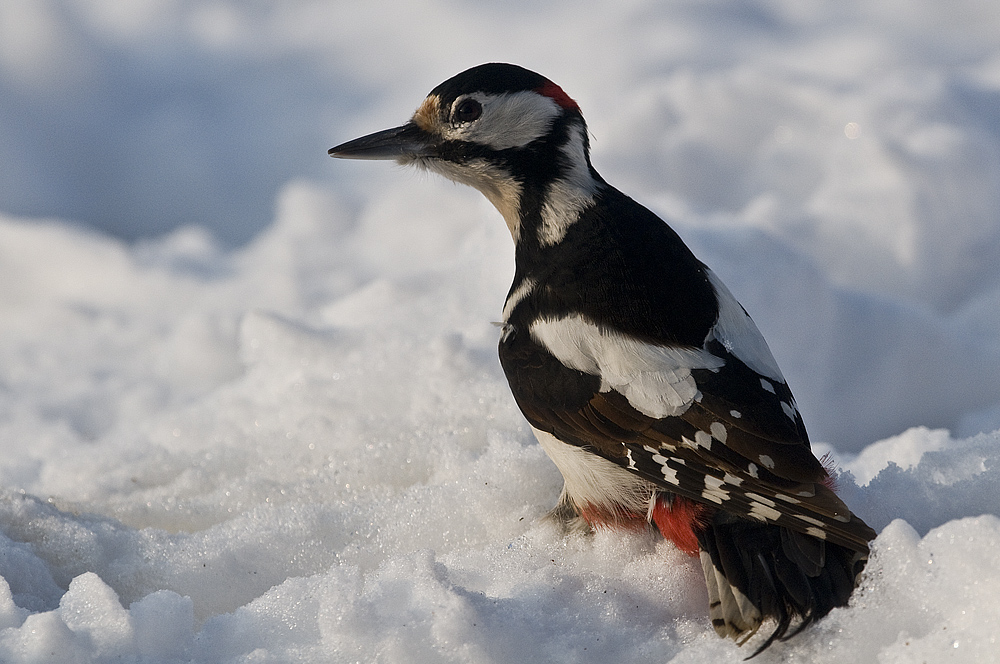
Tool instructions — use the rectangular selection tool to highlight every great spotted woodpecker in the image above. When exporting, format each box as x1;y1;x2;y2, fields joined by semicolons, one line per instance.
329;63;875;653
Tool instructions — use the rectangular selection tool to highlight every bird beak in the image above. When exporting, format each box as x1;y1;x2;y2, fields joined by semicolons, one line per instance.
328;122;436;161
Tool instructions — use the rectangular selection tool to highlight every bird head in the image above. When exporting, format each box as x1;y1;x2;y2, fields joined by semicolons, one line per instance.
329;63;600;244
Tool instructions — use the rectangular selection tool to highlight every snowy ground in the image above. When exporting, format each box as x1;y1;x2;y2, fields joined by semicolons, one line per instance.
2;1;1000;662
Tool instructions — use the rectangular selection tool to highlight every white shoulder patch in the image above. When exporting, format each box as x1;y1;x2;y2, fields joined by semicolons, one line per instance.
704;269;785;382
530;314;724;418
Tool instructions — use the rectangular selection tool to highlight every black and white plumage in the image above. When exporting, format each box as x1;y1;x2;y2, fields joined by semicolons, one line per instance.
329;63;875;653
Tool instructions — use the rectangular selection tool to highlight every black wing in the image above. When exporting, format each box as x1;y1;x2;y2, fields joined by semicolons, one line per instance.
499;318;875;552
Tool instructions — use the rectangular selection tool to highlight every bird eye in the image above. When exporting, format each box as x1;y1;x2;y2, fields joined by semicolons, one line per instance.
452;98;482;124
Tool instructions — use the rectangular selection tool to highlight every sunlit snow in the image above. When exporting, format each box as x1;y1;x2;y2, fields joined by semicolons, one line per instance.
1;2;1000;662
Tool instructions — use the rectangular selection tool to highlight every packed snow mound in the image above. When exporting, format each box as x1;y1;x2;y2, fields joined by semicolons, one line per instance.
0;187;996;662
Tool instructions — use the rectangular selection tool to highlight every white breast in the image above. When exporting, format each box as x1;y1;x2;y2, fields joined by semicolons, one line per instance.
532;427;654;517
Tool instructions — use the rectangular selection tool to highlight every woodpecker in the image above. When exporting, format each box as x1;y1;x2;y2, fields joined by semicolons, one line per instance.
329;63;875;653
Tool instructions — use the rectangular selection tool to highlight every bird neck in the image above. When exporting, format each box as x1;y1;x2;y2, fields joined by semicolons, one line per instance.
507;121;603;249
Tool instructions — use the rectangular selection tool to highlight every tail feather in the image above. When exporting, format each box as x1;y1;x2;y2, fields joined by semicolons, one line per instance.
696;512;868;656
781;528;824;576
699;549;762;642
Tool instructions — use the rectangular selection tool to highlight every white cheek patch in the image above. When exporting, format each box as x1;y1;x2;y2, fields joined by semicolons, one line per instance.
704;269;784;383
444;91;561;150
530;314;724;418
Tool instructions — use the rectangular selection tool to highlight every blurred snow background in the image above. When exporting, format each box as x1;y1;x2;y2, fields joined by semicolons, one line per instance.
1;1;999;662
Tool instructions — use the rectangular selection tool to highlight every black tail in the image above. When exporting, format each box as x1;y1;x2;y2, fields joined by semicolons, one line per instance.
696;512;868;657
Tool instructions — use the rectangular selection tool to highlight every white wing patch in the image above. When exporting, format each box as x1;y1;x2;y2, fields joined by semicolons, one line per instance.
701;475;730;504
748;502;782;522
530;314;724;418
651;453;679;483
704;269;784;383
709;421;728;443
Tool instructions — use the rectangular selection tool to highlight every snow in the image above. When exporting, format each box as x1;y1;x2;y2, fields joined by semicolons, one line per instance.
1;1;1000;662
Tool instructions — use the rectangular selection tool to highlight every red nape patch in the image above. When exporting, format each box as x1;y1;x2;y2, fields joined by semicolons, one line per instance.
818;452;840;492
651;496;707;557
534;81;579;111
